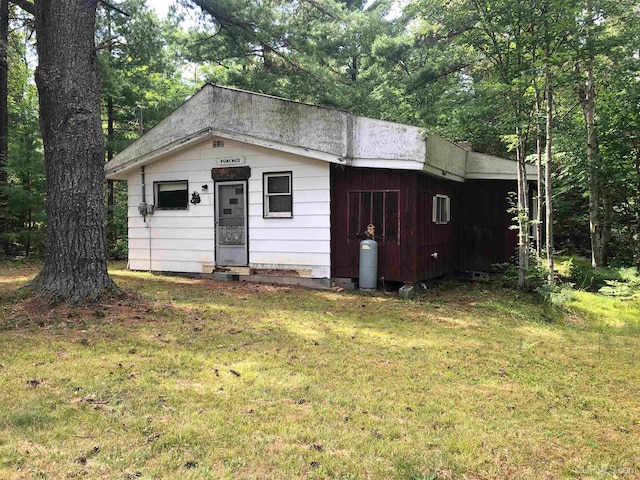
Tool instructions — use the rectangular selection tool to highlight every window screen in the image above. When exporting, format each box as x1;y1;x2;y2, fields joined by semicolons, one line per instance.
155;181;188;209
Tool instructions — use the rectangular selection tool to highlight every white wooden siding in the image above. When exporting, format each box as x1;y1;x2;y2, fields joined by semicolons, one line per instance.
126;137;331;277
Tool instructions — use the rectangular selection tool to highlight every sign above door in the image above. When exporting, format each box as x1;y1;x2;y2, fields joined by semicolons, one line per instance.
215;156;247;166
211;166;251;181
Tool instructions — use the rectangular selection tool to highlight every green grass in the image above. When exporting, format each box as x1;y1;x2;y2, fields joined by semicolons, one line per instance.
0;262;639;479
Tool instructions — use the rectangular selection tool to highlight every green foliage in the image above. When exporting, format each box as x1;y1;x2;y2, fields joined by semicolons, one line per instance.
560;256;621;291
497;254;574;311
181;0;405;118
497;253;549;292
535;282;576;309
1;20;46;258
97;0;196;258
598;267;640;298
3;0;637;269
556;256;640;301
106;181;129;259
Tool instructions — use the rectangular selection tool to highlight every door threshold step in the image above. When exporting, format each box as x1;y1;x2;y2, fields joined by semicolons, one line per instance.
214;266;251;275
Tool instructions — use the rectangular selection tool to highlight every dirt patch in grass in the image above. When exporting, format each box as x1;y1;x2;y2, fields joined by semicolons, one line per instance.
1;289;153;330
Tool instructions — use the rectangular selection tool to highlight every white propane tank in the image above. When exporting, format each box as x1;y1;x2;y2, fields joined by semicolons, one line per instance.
359;224;378;292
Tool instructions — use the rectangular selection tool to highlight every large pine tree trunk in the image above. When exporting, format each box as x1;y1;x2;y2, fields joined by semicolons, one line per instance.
106;11;115;240
107;96;115;243
32;0;116;302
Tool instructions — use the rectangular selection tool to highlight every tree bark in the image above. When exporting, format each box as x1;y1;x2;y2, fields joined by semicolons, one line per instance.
635;148;640;266
581;45;608;270
602;185;612;265
583;63;605;268
544;62;554;283
106;9;115;233
516;125;529;290
534;88;544;258
579;0;606;268
31;0;116;302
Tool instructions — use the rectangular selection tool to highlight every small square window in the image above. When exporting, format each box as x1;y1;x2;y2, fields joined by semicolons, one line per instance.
155;181;188;210
264;172;292;218
433;194;450;224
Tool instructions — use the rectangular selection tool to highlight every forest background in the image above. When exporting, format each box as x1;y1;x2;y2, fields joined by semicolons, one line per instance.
1;0;638;273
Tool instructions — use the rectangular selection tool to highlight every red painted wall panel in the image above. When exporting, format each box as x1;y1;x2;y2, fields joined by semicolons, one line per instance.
331;166;458;283
331;167;524;283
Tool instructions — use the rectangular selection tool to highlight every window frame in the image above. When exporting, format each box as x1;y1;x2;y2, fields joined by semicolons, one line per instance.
154;180;189;210
347;189;401;245
263;171;293;218
433;194;450;224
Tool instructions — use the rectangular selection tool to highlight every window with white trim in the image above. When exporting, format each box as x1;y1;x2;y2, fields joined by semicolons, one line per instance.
264;172;292;218
433;194;450;224
155;180;188;210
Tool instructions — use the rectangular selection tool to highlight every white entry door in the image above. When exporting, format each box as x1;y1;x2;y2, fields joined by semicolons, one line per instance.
215;181;248;266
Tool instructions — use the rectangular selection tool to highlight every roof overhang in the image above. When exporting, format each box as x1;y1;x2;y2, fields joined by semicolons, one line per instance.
106;128;351;180
105;84;537;184
465;151;537;181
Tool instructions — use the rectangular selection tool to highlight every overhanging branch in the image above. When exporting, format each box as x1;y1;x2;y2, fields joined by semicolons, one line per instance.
10;0;35;16
98;0;129;16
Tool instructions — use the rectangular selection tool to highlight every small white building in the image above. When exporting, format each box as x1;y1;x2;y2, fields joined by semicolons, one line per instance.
105;84;536;287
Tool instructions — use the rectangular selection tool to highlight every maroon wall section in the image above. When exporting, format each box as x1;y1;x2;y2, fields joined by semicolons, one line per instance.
417;175;462;280
330;167;526;283
457;180;518;271
331;166;416;282
331;166;459;283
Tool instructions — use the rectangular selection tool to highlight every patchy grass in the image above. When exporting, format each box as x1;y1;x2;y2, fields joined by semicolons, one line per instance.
0;263;639;479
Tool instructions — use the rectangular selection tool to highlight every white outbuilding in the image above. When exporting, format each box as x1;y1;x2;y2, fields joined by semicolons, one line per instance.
106;84;536;287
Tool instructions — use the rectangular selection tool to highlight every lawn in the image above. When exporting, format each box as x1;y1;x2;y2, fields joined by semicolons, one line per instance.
0;262;638;479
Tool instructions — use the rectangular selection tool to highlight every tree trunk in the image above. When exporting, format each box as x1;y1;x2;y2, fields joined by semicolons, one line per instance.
351;55;358;83
583;64;605;268
635;149;640;266
602;185;612;265
580;0;606;268
32;0;116;302
544;63;554;284
0;0;9;246
106;10;115;235
107;97;115;222
23;130;33;257
516;126;529;290
534;89;544;258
